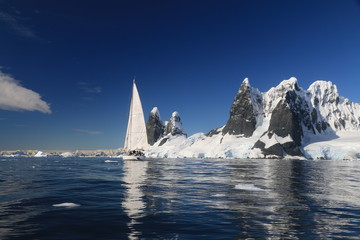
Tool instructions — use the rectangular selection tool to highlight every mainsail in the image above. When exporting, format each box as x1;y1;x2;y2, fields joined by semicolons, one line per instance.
124;81;148;151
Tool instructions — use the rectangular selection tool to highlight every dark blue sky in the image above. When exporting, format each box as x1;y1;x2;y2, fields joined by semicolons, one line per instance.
1;0;360;150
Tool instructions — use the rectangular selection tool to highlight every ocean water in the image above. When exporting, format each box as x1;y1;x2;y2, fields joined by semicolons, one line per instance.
1;157;360;239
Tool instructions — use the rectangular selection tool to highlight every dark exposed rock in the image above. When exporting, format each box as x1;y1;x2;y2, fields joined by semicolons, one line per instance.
253;88;317;157
314;97;319;106
164;112;186;136
146;107;165;145
149;77;360;159
339;118;346;128
252;132;303;158
285;90;315;135
147;111;187;148
253;140;283;158
164;121;170;136
146;109;187;146
315;121;329;133
158;138;168;146
222;78;261;137
268;100;303;146
311;106;329;133
206;127;221;137
282;142;303;156
311;108;317;124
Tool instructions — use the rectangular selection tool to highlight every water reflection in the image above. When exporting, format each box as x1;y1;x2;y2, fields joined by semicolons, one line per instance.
0;158;44;239
2;157;360;239
225;159;360;239
122;160;148;239
265;160;318;239
126;158;360;239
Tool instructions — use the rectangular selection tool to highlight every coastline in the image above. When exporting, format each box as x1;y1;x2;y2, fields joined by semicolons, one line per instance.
0;149;124;158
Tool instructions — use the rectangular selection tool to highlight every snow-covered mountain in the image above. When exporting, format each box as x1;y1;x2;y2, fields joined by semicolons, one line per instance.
146;107;165;146
146;78;360;160
146;108;186;147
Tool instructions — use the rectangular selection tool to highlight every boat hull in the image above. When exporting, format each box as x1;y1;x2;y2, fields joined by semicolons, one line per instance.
122;155;146;161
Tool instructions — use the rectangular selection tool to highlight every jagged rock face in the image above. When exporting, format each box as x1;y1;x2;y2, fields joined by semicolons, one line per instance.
308;81;360;132
253;87;315;157
221;77;360;158
158;137;168;146
268;100;303;146
253;140;283;158
147;77;360;159
222;79;262;137
253;100;305;158
154;111;186;147
164;112;186;136
285;90;315;135
206;127;221;137
164;121;171;136
146;107;164;145
270;90;314;144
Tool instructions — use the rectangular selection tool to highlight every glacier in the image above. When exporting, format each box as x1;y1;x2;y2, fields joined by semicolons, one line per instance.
145;77;360;160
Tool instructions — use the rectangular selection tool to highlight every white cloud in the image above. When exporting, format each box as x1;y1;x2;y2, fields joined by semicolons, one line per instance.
0;11;37;39
74;128;102;135
0;72;51;113
78;82;102;93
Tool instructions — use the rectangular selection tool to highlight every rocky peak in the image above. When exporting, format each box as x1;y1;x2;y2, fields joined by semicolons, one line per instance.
156;111;187;146
172;111;180;118
308;80;340;107
253;92;312;158
308;80;360;131
146;76;360;160
151;107;161;118
278;77;301;91
263;77;302;116
222;78;262;137
240;77;250;89
164;111;186;136
266;77;300;98
146;107;165;145
250;78;313;158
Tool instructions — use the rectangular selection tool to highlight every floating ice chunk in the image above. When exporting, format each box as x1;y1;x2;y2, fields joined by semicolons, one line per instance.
212;193;226;197
234;184;266;191
104;160;118;163
53;202;80;208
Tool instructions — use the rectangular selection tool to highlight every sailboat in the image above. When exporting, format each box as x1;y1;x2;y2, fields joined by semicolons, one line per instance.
123;80;149;160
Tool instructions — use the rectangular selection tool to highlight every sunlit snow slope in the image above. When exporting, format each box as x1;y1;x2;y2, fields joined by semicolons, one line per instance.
146;78;360;160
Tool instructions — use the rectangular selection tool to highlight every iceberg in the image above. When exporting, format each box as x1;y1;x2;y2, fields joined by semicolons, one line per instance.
53;202;81;208
61;152;74;158
34;151;47;158
234;184;267;191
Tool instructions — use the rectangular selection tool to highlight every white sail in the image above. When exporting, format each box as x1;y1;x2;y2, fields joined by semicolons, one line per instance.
124;81;149;151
